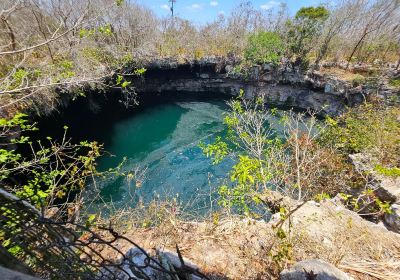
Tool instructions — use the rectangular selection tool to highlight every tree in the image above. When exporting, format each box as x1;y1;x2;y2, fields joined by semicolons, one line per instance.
201;91;351;213
0;113;102;219
345;0;399;69
285;6;329;64
0;0;151;116
226;1;268;54
244;31;284;64
313;1;358;67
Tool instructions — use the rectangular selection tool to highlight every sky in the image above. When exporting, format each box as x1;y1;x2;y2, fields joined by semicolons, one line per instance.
135;0;328;25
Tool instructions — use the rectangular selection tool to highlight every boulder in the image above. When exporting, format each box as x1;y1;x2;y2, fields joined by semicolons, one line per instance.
378;176;400;203
325;78;348;95
373;178;399;204
348;153;374;172
249;65;261;80
349;153;399;203
280;259;352;280
119;248;158;280
261;73;274;82
324;83;335;94
263;63;274;72
157;249;202;280
384;204;400;233
283;200;395;248
225;65;233;73
115;248;203;280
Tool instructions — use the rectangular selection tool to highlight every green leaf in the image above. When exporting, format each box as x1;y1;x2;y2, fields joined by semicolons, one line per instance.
121;81;131;88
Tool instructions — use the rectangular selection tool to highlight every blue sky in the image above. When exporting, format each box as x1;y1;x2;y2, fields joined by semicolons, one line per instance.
135;0;327;25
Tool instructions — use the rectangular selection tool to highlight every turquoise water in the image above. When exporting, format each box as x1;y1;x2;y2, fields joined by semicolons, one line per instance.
93;101;232;209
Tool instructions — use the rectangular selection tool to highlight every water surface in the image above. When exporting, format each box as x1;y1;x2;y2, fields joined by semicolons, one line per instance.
93;101;232;209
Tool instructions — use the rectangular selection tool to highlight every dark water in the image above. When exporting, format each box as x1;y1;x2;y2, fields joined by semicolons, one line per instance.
92;100;232;210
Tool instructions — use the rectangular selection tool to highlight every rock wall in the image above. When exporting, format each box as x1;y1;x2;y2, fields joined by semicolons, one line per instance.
126;57;394;115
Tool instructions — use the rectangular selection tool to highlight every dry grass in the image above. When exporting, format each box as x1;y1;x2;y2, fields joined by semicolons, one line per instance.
88;199;400;280
95;217;280;279
339;258;400;280
288;201;400;280
320;67;367;82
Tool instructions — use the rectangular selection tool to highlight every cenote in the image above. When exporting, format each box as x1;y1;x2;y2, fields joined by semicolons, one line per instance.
94;99;234;211
35;92;237;212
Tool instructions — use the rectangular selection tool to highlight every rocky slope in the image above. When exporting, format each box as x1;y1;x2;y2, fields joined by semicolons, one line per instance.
96;198;400;279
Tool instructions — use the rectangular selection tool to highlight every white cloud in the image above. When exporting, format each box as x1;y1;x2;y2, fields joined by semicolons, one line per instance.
260;1;280;10
218;10;225;15
210;1;218;7
160;4;169;11
191;4;202;9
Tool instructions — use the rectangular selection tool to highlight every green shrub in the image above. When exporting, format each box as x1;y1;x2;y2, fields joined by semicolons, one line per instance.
295;6;330;21
351;74;366;87
244;31;284;65
374;165;400;177
389;78;400;88
0;114;102;208
201;91;360;211
285;6;329;62
319;104;400;166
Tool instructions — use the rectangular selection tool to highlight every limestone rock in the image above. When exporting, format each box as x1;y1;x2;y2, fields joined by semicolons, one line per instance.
384;204;400;233
225;65;233;73
378;176;400;203
0;266;41;280
115;247;203;280
126;57;399;116
349;153;399;203
324;79;348;96
249;65;261;80
261;73;274;82
348;153;373;173
324;83;335;95
280;259;351;280
263;63;274;72
118;248;158;279
373;178;399;204
286;200;394;245
157;249;202;280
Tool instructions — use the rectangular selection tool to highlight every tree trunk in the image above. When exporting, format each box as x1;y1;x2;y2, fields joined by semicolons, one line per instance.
1;18;16;51
32;11;54;62
381;43;391;62
346;31;368;70
314;37;331;70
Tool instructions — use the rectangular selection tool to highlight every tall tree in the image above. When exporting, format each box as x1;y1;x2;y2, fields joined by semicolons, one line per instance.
346;0;399;69
285;6;329;65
